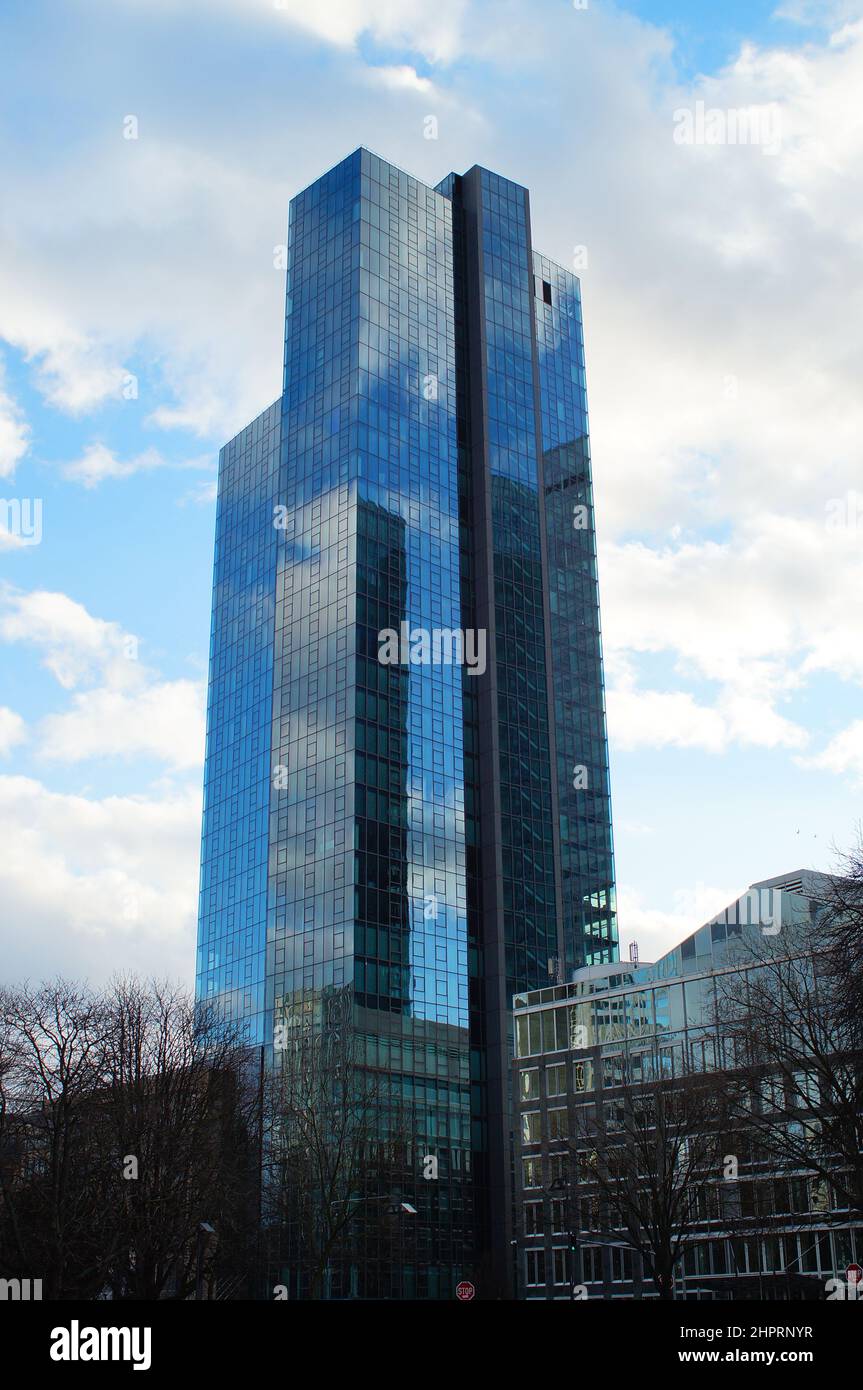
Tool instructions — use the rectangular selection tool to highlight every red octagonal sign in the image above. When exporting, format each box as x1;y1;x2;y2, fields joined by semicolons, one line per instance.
456;1280;476;1302
846;1264;863;1285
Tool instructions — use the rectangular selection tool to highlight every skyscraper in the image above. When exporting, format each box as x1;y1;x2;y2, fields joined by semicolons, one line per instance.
197;148;617;1298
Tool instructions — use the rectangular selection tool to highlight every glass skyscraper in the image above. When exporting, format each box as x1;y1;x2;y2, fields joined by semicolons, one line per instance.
197;149;617;1298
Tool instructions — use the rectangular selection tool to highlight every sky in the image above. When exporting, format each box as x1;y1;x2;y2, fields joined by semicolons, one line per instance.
0;0;861;984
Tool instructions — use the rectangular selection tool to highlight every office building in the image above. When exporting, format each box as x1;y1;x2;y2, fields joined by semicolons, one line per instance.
512;871;863;1300
197;148;616;1297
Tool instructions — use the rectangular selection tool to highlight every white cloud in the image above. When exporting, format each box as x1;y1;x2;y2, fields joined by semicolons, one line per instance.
0;589;205;771
607;675;808;756
0;0;858;494
0;590;204;980
0;707;26;756
721;692;809;750
0;589;138;689
114;0;470;64
0;2;492;442
178;477;218;506
0;142;285;440
616;878;743;963
801;719;863;780
40;680;204;770
270;0;468;61
34;340;129;416
0;0;860;972
578;19;863;538
61;442;214;488
368;64;435;93
600;513;862;753
62;442;164;487
608;686;727;753
774;0;862;25
0;365;30;478
0;775;199;984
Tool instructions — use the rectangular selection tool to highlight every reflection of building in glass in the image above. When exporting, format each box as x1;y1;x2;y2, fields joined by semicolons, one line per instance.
197;149;617;1298
354;499;410;1016
512;871;863;1300
198;399;280;1045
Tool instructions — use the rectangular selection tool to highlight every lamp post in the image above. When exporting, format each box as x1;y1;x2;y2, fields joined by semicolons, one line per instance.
324;1195;417;1299
195;1222;216;1302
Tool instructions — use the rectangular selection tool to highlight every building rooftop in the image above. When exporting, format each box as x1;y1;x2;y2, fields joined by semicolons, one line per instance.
514;868;837;1011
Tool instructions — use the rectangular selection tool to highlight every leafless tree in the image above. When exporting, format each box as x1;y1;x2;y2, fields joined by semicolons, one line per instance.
571;1072;728;1299
0;978;260;1300
263;987;418;1300
714;901;863;1221
97;977;260;1300
819;834;863;1050
0;981;113;1298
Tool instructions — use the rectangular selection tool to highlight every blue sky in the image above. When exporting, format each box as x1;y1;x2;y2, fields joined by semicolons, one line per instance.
1;0;861;982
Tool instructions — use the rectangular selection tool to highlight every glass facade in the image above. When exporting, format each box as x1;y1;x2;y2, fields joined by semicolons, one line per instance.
197;149;617;1298
533;251;616;974
511;871;862;1300
198;399;281;1041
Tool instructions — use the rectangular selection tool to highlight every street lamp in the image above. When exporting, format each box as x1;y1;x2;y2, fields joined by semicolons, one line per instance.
195;1222;216;1302
324;1195;417;1299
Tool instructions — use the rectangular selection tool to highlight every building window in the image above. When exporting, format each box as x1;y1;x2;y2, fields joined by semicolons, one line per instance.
603;1055;624;1089
573;1059;593;1092
521;1111;542;1144
516;1013;547;1056
524;1201;543;1236
578;1194;600;1232
582;1246;603;1283
799;1236;819;1274
759;1073;783;1109
542;279;552;305
546;1062;567;1096
526;1249;546;1287
610;1247;633;1282
552;1248;570;1285
519;1068;540;1101
550;1198;566;1234
630;1051;654;1082
523;1156;542;1189
548;1107;568;1141
548;1153;567;1184
605;1101;626;1132
793;1068;819;1106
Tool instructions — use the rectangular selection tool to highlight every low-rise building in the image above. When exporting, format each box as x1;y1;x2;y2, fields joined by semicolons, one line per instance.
512;870;863;1300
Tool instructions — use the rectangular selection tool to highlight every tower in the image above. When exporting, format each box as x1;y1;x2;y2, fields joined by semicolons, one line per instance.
197;149;616;1298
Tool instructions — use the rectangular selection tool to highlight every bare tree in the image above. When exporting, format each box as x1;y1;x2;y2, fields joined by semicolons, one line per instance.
715;907;863;1221
819;835;863;1050
0;981;113;1298
571;1073;728;1299
263;988;418;1300
98;977;260;1300
0;978;260;1300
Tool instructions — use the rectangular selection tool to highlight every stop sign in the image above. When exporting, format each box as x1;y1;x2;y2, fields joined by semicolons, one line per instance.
846;1264;863;1285
456;1280;476;1302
